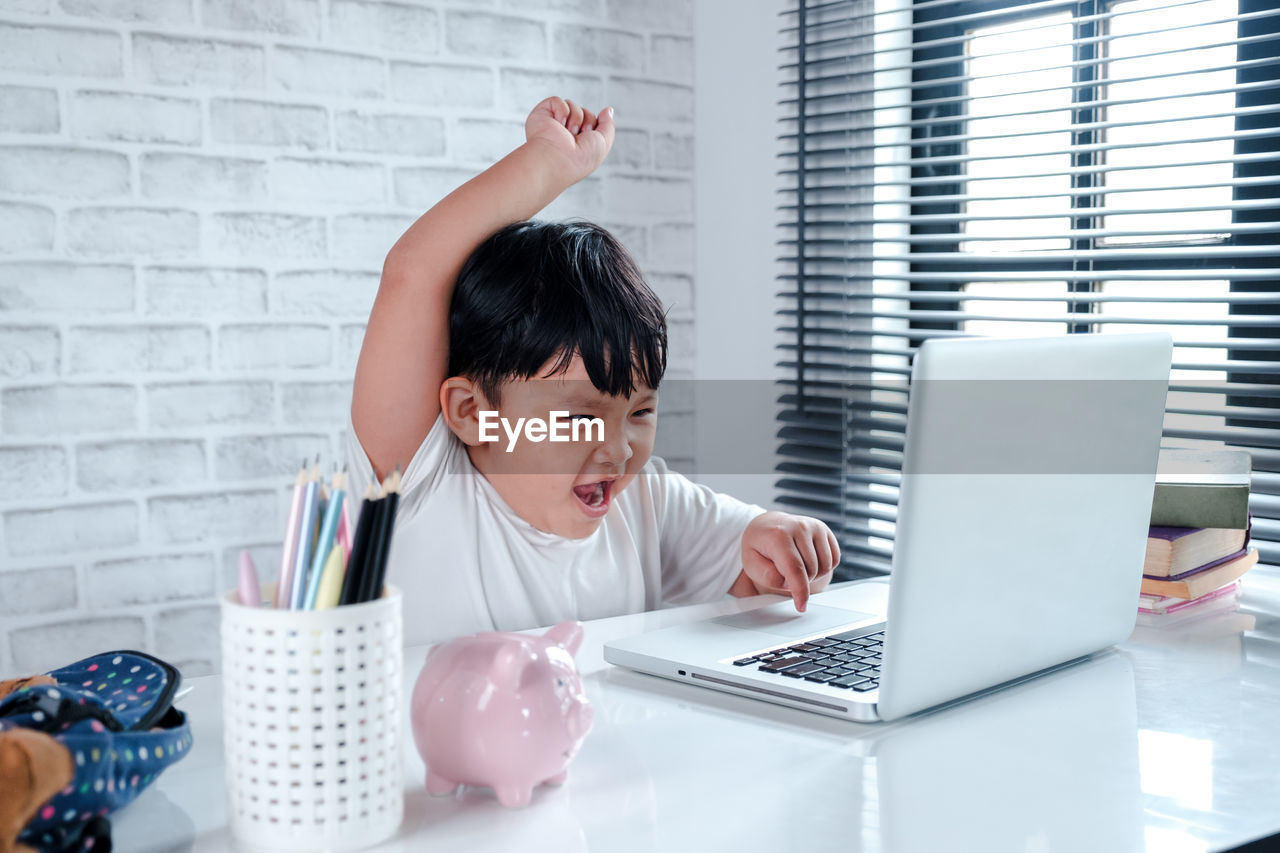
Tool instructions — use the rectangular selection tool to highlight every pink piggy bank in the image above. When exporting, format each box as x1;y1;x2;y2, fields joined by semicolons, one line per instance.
410;621;593;807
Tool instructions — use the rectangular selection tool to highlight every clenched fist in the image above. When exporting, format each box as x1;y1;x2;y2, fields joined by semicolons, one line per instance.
524;96;616;186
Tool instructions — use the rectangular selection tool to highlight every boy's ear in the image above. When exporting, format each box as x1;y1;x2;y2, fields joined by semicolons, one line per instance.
440;377;491;447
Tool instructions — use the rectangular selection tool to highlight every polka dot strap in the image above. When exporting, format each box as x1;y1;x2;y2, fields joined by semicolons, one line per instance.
44;650;179;732
0;687;123;734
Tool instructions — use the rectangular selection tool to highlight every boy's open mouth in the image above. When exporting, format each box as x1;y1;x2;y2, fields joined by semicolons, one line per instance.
572;478;615;517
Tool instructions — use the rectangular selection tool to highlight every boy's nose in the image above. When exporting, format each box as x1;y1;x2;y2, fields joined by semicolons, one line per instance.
593;430;632;465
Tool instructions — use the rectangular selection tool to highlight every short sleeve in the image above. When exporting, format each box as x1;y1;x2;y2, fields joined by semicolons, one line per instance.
345;412;462;519
652;456;767;608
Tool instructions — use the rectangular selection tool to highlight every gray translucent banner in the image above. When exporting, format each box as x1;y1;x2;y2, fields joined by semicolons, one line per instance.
440;377;1255;476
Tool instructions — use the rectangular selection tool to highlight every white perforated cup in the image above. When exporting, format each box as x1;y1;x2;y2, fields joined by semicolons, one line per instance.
220;584;403;851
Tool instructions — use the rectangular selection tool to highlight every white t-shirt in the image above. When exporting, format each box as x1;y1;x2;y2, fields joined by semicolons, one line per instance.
345;415;766;647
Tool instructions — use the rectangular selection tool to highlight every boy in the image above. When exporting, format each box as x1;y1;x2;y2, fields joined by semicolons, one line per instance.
348;96;839;646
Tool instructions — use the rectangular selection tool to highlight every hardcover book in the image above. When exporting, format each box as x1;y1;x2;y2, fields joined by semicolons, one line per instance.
1144;525;1250;578
1140;548;1258;600
1151;448;1251;529
1139;580;1240;615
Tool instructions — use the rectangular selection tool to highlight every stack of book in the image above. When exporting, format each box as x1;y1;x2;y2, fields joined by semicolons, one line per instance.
1140;526;1256;614
1139;448;1255;616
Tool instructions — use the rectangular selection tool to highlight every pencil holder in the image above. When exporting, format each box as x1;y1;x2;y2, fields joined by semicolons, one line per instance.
220;584;403;851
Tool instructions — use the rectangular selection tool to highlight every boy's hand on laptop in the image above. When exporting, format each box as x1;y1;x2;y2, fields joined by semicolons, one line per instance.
738;512;840;613
524;96;616;186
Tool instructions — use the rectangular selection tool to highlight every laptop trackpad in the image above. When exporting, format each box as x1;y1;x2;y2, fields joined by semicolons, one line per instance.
712;603;878;639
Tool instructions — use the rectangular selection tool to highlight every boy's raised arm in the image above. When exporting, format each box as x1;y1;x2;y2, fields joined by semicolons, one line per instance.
351;97;616;477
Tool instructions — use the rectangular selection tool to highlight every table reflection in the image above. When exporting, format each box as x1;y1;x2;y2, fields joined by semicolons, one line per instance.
875;652;1142;853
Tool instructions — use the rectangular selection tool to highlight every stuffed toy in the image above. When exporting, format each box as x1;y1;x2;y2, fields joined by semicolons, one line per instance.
0;675;71;853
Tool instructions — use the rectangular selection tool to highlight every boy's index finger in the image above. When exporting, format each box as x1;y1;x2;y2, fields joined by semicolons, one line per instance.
791;572;810;613
771;539;810;613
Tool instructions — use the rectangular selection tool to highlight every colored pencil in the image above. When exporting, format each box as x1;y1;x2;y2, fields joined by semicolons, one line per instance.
287;463;323;610
273;462;307;608
313;543;346;610
336;493;353;561
303;471;346;609
237;549;261;607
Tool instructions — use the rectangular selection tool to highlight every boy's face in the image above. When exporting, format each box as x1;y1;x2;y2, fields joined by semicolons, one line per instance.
466;354;658;540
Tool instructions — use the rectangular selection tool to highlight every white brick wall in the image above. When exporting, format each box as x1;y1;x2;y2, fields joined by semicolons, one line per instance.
0;0;696;678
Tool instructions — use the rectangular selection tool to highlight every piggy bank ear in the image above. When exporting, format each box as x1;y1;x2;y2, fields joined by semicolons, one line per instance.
543;621;584;656
493;645;533;693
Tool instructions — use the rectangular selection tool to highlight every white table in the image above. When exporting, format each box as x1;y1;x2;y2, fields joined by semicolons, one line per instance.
116;572;1280;853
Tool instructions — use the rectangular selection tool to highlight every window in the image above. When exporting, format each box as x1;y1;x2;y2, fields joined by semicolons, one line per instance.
778;0;1280;578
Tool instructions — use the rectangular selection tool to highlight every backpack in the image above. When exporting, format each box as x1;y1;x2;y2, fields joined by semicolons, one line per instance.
0;650;192;853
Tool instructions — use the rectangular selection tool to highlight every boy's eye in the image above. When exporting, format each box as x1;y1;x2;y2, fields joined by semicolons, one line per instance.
631;408;655;418
570;413;595;421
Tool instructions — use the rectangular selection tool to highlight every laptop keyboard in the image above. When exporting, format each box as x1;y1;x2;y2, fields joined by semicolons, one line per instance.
731;628;884;693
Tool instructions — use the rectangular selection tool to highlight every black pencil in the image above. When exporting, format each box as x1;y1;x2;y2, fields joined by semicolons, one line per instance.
358;470;400;604
338;483;380;606
360;468;399;601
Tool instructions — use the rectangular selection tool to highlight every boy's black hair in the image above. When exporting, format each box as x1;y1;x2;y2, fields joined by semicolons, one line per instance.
447;219;668;405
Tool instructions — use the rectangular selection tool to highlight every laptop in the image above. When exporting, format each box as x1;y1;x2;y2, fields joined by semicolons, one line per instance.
604;332;1173;722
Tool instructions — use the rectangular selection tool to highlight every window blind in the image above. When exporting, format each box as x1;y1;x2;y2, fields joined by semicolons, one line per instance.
776;0;1280;578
